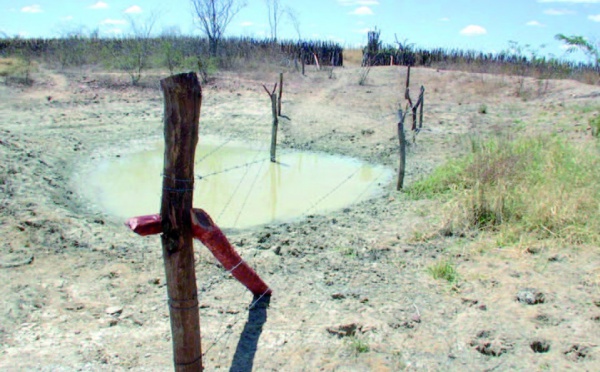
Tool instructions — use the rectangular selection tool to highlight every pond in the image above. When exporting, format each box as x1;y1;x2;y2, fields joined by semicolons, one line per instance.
81;136;393;229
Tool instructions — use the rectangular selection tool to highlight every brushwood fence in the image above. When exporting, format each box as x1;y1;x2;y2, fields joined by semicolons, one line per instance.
360;31;598;83
0;36;344;70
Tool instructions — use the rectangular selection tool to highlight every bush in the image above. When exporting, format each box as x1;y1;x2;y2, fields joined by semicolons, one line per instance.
0;57;37;85
409;135;600;245
427;261;458;282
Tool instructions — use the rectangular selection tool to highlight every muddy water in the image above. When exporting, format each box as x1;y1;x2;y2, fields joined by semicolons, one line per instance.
83;136;392;229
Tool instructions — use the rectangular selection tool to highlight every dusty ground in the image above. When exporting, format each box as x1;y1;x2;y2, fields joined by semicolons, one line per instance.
0;64;599;371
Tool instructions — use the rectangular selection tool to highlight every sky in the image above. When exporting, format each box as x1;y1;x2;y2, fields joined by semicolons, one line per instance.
1;0;599;63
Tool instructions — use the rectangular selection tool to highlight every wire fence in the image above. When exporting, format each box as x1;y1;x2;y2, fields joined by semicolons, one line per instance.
154;76;415;369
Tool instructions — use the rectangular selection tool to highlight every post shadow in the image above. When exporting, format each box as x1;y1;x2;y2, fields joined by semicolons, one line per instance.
229;294;271;372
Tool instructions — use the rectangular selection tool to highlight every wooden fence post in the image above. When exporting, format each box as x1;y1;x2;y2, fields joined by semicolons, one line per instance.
405;65;411;100
397;108;407;190
160;72;203;371
278;73;283;117
419;85;425;130
263;83;279;162
313;53;320;70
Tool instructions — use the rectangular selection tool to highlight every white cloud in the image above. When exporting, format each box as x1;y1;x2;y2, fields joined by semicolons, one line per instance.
439;17;450;22
538;0;600;3
543;8;576;15
101;19;126;25
589;14;600;21
526;20;544;26
106;28;123;35
21;5;42;13
460;25;487;36
89;2;108;10
350;6;374;15
356;27;372;34
240;21;254;27
61;15;74;21
124;5;142;14
338;0;379;5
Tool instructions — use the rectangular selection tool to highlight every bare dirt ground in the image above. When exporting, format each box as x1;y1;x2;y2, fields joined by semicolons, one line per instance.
1;64;599;371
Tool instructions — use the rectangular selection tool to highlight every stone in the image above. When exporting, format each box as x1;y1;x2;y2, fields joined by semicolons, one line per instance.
326;323;359;338
105;306;123;316
516;288;545;305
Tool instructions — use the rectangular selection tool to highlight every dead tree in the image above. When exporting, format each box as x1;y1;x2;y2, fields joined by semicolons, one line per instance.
263;83;279;162
397;66;425;190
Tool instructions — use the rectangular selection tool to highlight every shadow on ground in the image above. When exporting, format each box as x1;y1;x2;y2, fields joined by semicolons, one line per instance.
229;294;271;372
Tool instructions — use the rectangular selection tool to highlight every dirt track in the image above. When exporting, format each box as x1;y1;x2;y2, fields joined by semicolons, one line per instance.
1;65;599;371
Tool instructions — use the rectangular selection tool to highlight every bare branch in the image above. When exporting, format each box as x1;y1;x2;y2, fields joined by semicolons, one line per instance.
265;0;283;41
286;7;301;40
190;0;246;56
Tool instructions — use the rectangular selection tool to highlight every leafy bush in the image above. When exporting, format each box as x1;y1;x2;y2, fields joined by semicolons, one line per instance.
0;57;37;85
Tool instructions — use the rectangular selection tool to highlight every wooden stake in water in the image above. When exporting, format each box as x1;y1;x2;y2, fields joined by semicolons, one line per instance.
263;83;279;163
160;72;203;371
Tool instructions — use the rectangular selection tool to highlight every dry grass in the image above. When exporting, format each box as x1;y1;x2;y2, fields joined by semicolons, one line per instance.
344;49;363;67
409;135;600;248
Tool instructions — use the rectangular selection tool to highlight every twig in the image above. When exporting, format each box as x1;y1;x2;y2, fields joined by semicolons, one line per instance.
0;255;34;269
412;303;421;317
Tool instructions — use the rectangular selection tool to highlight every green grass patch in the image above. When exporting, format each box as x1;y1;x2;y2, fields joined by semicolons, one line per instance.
427;260;458;282
409;135;600;246
0;57;37;84
0;58;29;76
590;116;600;138
346;336;370;355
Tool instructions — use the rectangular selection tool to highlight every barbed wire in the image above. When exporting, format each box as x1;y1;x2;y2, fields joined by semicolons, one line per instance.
195;137;233;164
233;157;267;228
216;140;271;222
196;158;269;180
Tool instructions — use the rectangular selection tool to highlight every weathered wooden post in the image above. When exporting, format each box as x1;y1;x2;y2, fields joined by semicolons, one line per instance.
404;65;411;102
160;72;203;371
397;108;407;190
278;73;283;117
419;85;425;130
263;83;279;162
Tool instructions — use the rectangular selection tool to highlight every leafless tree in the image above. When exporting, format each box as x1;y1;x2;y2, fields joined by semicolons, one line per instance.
115;11;159;85
127;11;159;39
190;0;246;56
286;6;301;40
265;0;283;41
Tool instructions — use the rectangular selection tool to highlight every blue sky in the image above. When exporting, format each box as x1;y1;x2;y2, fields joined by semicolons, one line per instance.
2;0;599;62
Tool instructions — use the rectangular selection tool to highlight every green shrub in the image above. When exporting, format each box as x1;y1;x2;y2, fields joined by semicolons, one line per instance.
410;135;600;245
427;260;458;282
0;57;37;85
347;336;370;355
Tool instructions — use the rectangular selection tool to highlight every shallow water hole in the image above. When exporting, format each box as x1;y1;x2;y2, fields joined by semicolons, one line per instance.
81;136;392;228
